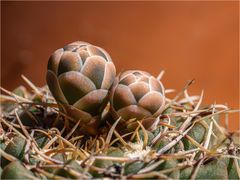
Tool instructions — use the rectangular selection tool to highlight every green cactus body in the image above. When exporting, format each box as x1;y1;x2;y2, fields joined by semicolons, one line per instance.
182;123;206;150
1;161;34;179
54;160;86;179
180;159;228;179
158;159;180;179
1;136;26;168
91;147;124;177
124;161;146;175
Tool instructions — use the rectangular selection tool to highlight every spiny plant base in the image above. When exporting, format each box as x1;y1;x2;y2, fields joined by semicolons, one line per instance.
0;75;239;179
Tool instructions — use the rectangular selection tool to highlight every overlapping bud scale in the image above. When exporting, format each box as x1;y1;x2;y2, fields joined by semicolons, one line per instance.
46;41;116;128
110;70;165;131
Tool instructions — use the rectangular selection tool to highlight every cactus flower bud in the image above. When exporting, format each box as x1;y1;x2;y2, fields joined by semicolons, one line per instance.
46;41;116;135
110;70;165;132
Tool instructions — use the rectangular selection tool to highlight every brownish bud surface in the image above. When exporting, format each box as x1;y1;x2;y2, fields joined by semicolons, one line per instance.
110;70;165;132
46;41;116;134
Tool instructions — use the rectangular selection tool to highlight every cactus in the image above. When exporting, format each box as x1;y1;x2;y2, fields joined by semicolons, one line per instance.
0;42;239;179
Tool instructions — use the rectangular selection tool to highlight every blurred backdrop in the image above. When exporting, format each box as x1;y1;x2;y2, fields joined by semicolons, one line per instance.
1;1;239;131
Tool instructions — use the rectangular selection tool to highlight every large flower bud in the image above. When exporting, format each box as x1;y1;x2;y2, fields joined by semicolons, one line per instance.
110;70;165;132
46;41;116;135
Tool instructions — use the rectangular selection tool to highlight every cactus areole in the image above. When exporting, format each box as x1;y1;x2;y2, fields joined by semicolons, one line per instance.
46;41;116;135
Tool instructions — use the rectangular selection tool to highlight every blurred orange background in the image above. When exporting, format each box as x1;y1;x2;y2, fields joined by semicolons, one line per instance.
1;1;239;131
